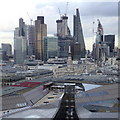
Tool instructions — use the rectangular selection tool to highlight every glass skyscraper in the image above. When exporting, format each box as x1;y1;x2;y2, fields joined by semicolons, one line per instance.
26;25;35;56
14;36;27;64
104;35;115;53
44;36;58;62
35;16;47;61
73;8;86;58
14;18;27;64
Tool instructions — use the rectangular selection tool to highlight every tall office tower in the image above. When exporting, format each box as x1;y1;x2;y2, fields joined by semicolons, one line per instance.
93;19;109;65
56;14;73;59
104;35;115;53
14;36;27;64
1;43;12;56
26;25;35;56
44;36;58;62
14;18;27;64
56;20;62;36
35;16;47;60
93;20;103;64
96;19;104;44
56;15;71;37
73;8;86;59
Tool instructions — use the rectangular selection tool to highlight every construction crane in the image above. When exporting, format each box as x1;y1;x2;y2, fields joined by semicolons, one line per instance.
65;2;69;16
27;12;33;25
58;8;61;19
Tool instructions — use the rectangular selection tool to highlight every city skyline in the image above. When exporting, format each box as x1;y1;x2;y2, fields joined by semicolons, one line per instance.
0;0;118;51
1;1;120;118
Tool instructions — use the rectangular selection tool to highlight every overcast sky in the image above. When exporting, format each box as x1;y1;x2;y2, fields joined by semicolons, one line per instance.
0;0;119;51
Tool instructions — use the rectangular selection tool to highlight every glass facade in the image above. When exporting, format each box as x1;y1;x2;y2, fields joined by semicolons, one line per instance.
44;36;58;62
104;35;115;53
73;9;86;58
26;25;35;56
1;43;12;56
14;36;27;64
14;18;27;64
35;16;47;60
58;36;74;59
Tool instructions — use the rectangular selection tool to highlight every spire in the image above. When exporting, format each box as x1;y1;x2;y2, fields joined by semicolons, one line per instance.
68;45;71;54
67;45;73;72
68;45;72;61
76;8;79;17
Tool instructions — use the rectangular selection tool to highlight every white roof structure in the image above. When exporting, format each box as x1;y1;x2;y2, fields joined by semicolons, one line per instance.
4;105;58;118
75;83;119;119
2;91;64;119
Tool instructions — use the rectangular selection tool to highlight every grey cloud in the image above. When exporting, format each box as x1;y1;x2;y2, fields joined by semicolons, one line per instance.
36;2;118;17
33;2;118;36
68;2;118;17
82;2;118;17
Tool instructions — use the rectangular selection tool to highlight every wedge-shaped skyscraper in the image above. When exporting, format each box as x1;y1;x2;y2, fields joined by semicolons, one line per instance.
73;8;86;58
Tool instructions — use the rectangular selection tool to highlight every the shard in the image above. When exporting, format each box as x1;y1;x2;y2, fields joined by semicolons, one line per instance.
73;8;86;58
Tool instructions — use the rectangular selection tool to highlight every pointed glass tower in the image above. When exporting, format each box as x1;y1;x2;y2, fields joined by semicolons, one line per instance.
96;19;104;44
73;8;86;58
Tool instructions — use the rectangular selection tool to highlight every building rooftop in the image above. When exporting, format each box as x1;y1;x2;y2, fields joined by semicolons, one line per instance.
2;91;64;119
1;86;27;96
75;83;119;118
